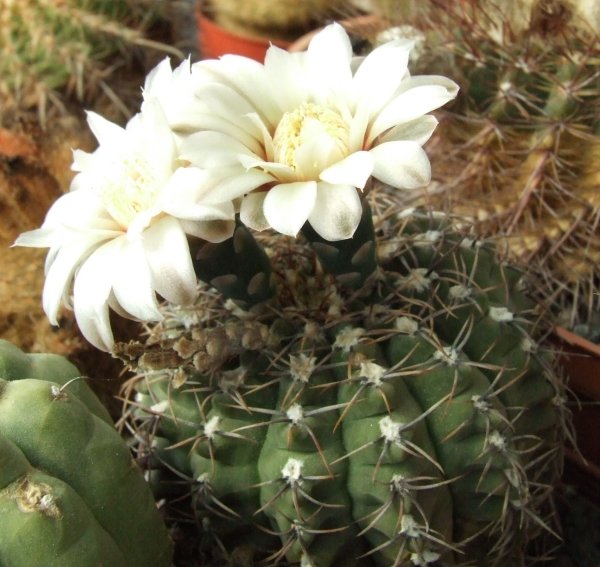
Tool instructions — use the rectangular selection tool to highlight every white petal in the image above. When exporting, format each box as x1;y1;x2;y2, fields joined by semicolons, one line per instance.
71;149;95;173
142;56;174;98
263;182;317;237
158;167;239;217
42;236;108;324
308;183;362;241
73;240;119;351
238;154;294;181
370;141;431;189
181;219;235;243
132;101;177;184
245;112;274;161
193;56;280;128
319;151;374;189
194;82;265;146
306;23;353;101
181;131;256;167
204;168;273;203
85;111;125;147
264;46;307;111
353;39;412;114
14;228;61;248
368;76;459;144
379;115;439;146
144;217;197;305
240;192;269;232
112;238;162;321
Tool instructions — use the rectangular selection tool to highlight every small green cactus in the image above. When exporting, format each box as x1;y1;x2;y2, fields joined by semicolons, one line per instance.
0;340;173;567
119;190;568;566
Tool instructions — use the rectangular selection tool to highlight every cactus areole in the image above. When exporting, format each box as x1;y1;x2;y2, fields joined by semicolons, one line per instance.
120;196;567;567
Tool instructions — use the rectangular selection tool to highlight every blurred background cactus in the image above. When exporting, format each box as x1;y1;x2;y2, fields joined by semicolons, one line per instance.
201;0;346;42
0;0;184;125
346;0;600;335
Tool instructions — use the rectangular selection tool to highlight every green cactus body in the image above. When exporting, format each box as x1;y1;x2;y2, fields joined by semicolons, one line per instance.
120;200;566;566
0;340;172;567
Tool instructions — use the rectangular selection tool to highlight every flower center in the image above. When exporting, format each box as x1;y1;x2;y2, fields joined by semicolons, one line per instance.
102;155;160;229
272;102;349;170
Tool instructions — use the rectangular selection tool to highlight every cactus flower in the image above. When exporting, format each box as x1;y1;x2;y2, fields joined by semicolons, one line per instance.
14;100;237;351
181;23;459;240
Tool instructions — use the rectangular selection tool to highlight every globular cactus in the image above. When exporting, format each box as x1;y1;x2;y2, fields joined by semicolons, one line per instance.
119;194;567;567
0;339;173;567
0;0;179;124
363;0;600;331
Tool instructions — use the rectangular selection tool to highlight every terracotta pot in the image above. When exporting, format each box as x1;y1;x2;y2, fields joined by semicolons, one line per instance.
556;325;600;400
195;6;291;61
555;326;600;499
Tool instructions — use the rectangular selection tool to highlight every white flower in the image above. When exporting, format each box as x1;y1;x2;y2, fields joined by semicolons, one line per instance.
142;57;206;132
14;100;237;351
181;23;458;241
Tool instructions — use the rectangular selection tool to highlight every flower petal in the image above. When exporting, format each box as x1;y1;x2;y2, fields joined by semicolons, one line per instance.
368;76;459;144
353;39;412;114
85;111;125;147
238;154;295;181
379;115;439;145
319;151;374;189
193;56;280;128
308;183;362;241
370;140;431;189
42;236;107;324
181;131;256;168
306;23;353;101
144;217;197;305
112;237;162;321
181;219;235;243
263;182;317;237
264;46;307;111
240;192;269;232
73;240;118;351
158;167;241;218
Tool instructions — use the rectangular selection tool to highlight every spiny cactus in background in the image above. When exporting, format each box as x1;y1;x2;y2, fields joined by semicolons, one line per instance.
118;188;568;567
357;0;600;333
0;340;173;567
0;0;180;124
204;0;347;41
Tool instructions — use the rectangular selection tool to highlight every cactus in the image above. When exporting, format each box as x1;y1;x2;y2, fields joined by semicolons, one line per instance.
0;0;180;124
204;0;347;41
118;188;568;567
360;0;600;331
0;339;173;567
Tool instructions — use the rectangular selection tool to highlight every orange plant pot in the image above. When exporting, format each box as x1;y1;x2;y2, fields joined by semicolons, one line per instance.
196;8;291;61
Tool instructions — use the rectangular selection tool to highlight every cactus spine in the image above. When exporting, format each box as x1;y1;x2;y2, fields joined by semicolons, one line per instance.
369;0;600;330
